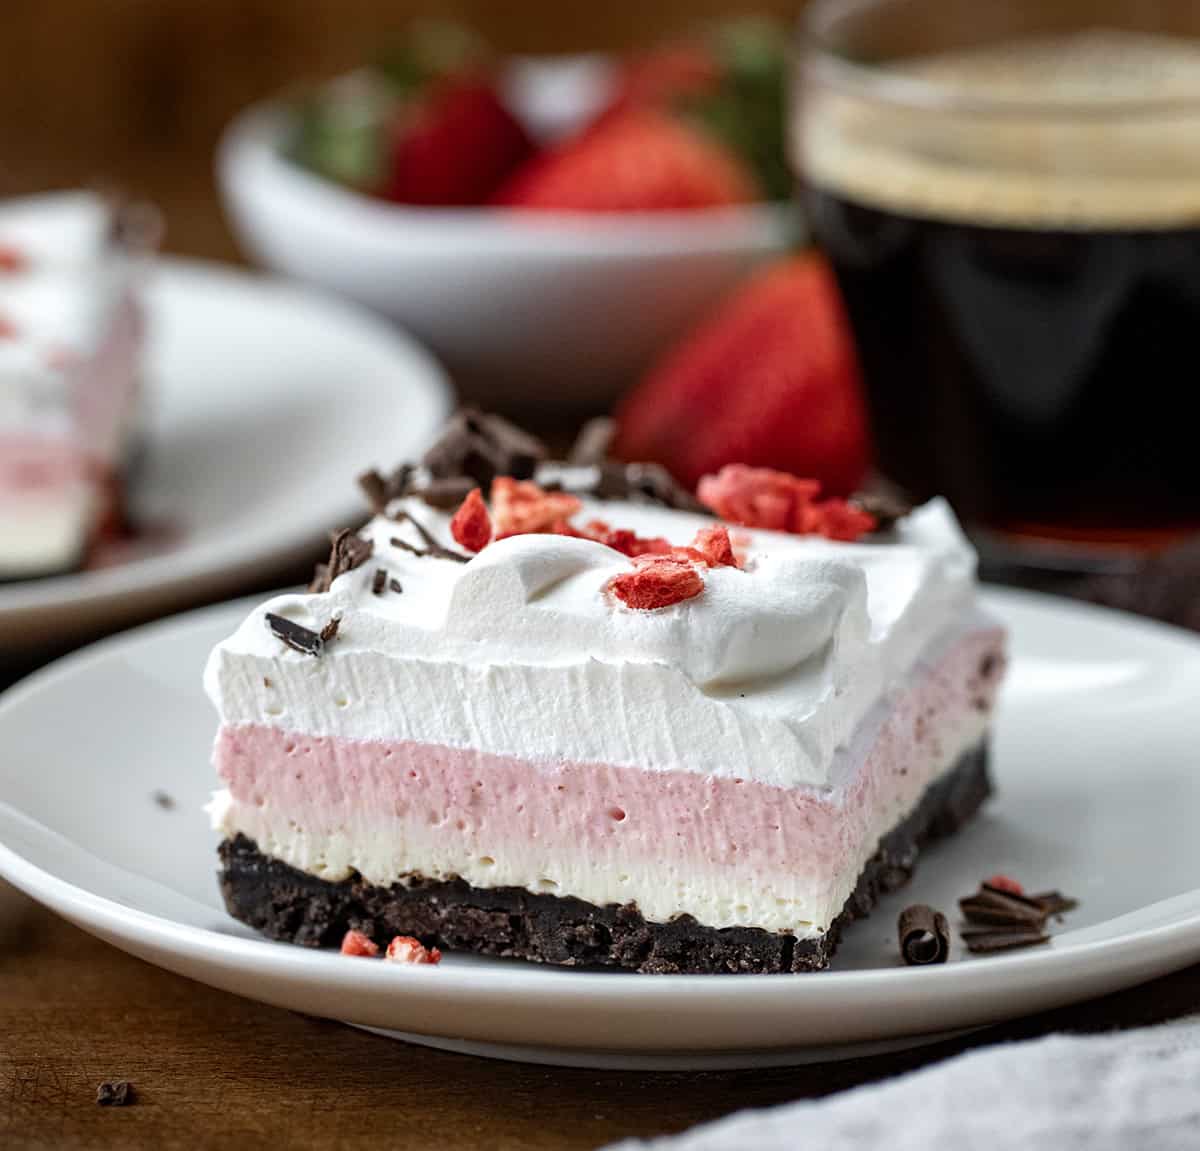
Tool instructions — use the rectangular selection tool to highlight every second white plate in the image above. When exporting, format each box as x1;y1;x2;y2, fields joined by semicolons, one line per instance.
1;589;1199;1068
0;257;452;657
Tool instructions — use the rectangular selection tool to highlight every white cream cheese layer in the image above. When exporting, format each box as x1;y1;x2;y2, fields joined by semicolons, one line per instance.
206;495;978;789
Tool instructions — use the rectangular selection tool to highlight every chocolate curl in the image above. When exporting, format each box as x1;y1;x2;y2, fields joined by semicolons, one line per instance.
357;464;414;515
309;529;374;593
898;904;951;965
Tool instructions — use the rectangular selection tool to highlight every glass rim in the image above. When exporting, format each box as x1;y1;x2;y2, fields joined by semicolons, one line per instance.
801;0;1200;118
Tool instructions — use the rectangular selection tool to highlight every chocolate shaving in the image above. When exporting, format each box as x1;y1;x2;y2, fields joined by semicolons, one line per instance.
592;460;708;512
897;904;951;965
389;577;403;594
957;881;1077;957
962;928;1050;954
96;1081;134;1107
390;510;470;563
309;529;374;593
415;475;476;510
959;889;1048;929
319;616;341;643
391;537;424;559
567;417;616;467
357;464;415;515
423;408;547;487
265;613;325;657
980;883;1054;912
357;469;388;514
307;563;329;594
1029;891;1079;917
371;568;387;596
851;490;913;532
151;790;175;811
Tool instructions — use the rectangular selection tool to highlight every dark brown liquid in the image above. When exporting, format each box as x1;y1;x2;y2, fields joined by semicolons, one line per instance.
805;186;1200;548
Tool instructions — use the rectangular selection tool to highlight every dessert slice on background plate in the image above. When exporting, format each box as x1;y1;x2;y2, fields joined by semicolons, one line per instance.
206;413;1006;973
0;191;159;580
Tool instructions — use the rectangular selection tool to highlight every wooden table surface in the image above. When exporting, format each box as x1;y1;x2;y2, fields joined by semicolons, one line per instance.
0;889;1197;1151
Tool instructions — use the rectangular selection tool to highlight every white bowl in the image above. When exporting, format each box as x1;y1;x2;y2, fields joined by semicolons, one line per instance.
216;98;797;408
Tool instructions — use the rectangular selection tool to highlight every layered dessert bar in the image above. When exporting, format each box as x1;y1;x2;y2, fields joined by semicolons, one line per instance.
208;415;1005;973
0;191;156;579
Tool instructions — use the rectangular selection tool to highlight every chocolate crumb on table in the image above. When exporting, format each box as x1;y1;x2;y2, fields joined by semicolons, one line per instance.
151;790;175;811
96;1081;134;1107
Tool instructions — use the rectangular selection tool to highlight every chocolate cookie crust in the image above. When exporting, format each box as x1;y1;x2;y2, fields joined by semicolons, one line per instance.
218;743;991;974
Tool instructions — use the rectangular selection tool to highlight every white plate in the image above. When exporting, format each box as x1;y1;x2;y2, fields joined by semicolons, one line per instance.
218;100;795;407
0;258;452;659
2;588;1199;1069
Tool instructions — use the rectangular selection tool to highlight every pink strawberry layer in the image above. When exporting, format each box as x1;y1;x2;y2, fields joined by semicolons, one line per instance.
215;624;1004;933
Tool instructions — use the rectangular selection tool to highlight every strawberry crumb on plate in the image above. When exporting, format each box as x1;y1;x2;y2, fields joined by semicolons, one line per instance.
385;936;443;965
340;929;380;957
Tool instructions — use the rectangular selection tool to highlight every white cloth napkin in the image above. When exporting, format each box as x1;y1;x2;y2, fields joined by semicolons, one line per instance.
606;1016;1200;1150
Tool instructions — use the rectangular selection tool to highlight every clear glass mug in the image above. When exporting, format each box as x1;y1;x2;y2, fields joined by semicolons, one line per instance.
796;0;1200;572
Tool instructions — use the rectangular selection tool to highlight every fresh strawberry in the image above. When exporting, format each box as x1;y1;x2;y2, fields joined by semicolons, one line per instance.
384;79;534;206
606;19;790;202
291;22;534;206
492;108;756;213
613;254;872;496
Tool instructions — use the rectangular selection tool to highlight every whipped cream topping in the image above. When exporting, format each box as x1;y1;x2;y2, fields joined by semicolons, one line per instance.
206;493;978;789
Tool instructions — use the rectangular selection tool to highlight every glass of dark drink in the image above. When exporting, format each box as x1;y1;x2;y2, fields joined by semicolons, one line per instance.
798;0;1200;573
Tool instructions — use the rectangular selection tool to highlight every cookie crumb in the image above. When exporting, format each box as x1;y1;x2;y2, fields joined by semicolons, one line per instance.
96;1081;134;1107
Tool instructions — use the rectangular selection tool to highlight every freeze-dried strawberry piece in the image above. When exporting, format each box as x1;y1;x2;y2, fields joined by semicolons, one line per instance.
697;464;820;533
340;929;380;957
610;556;704;610
984;874;1024;896
692;524;737;567
0;245;25;274
491;476;583;538
697;465;876;541
385;936;443;965
596;527;673;558
449;487;492;553
0;315;16;340
811;498;877;542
